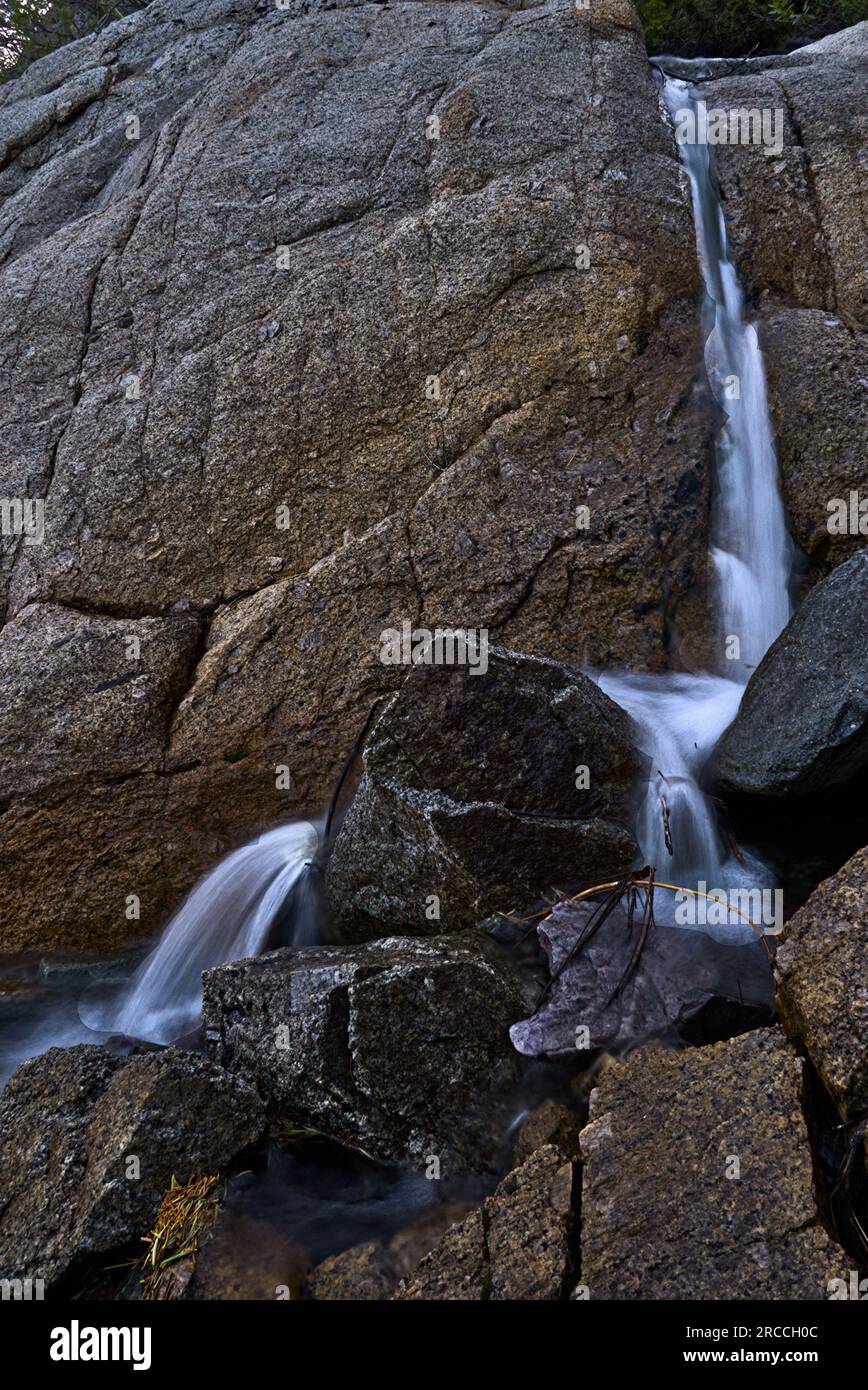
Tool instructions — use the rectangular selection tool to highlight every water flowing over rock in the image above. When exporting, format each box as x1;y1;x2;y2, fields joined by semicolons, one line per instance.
580;1029;841;1300
202;934;527;1173
0;1045;264;1289
0;0;714;952
694;25;868;581
324;647;643;939
715;550;868;797
776;844;868;1121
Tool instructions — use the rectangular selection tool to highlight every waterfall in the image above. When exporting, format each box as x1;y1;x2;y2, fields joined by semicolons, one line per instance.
599;76;793;935
80;820;320;1045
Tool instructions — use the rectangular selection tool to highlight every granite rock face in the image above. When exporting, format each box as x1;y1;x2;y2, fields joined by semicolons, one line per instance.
0;1045;264;1289
580;1029;841;1300
776;844;868;1122
0;0;715;949
715;550;868;797
203;933;527;1174
325;648;644;939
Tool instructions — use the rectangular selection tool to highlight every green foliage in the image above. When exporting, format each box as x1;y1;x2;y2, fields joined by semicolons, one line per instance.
636;0;868;56
1;1;143;81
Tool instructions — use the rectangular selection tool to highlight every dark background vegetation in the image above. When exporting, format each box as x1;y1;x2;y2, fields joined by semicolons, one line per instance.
1;1;143;79
638;0;867;56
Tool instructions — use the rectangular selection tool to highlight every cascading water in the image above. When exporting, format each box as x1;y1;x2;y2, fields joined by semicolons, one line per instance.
79;820;320;1044
599;76;794;937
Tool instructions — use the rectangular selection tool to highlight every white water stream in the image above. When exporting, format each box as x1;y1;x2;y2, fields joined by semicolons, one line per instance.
79;820;320;1044
599;77;793;934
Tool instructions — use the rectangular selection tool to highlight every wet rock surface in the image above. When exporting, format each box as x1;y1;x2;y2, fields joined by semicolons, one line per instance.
203;934;527;1173
0;0;714;951
509;898;775;1057
715;550;868;797
776;844;868;1122
0;1044;264;1288
325;649;643;940
580;1028;840;1299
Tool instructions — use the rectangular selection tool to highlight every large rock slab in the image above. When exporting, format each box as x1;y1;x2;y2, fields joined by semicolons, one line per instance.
580;1029;841;1299
715;550;868;797
325;648;643;939
203;934;526;1174
0;1045;264;1290
509;898;774;1057
0;0;715;951
776;845;868;1121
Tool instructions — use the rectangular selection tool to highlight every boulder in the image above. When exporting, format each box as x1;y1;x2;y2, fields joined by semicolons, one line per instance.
396;1142;577;1301
580;1029;841;1299
325;649;643;940
715;550;868;797
203;934;527;1174
776;844;868;1121
0;1045;264;1289
0;0;716;951
509;898;775;1056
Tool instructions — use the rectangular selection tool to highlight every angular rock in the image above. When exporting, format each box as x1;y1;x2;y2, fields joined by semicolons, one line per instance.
396;1143;577;1301
203;934;526;1174
325;649;643;940
0;1045;265;1289
715;550;868;797
394;1208;489;1302
580;1029;841;1299
776;844;868;1121
510;899;775;1057
0;0;715;951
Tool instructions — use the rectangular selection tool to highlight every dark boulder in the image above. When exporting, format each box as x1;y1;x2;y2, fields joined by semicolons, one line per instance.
715;550;868;797
0;1045;264;1289
396;1142;578;1301
203;934;527;1175
325;648;644;940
